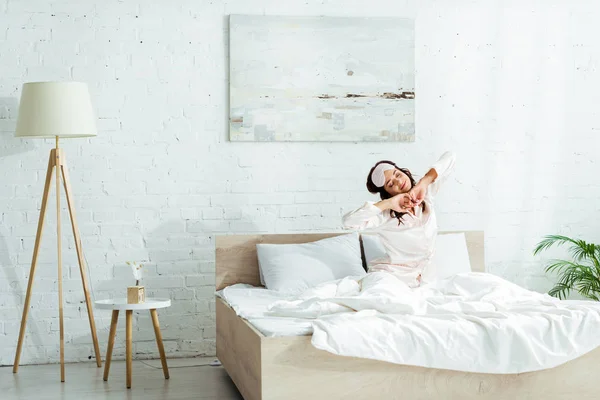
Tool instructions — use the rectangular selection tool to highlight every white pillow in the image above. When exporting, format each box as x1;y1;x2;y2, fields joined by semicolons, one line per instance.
256;233;366;293
361;234;388;265
422;233;472;283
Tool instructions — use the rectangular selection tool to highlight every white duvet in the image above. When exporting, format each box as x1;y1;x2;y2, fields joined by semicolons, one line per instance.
266;271;600;374
216;285;313;336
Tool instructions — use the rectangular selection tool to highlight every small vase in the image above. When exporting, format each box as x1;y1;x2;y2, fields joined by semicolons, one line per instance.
127;286;145;304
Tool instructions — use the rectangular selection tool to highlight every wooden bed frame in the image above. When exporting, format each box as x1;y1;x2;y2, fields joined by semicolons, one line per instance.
215;232;599;400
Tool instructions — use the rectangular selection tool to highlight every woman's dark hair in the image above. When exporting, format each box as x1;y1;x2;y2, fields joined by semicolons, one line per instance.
366;160;425;224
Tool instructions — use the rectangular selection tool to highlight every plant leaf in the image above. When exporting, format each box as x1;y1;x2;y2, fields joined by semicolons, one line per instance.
536;235;600;301
534;235;581;255
548;283;570;300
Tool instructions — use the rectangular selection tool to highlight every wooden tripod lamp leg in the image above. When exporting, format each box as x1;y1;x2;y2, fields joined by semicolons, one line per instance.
14;144;102;381
60;153;102;367
13;150;55;373
56;137;65;382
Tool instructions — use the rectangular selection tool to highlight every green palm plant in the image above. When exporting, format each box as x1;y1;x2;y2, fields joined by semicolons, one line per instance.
533;235;600;301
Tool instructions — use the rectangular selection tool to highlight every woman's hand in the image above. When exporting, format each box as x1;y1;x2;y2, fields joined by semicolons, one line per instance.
408;181;427;206
409;168;438;205
386;193;415;214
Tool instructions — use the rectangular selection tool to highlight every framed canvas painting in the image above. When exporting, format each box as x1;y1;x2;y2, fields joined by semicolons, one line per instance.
229;15;415;142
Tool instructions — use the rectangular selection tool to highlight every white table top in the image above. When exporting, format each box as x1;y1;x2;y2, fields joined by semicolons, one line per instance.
95;298;171;310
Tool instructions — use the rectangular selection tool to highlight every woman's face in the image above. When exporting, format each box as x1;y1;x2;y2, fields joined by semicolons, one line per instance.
383;168;412;196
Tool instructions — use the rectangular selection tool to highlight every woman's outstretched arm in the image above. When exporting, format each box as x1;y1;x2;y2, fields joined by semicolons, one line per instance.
427;151;456;195
409;151;456;204
342;194;414;230
342;202;389;230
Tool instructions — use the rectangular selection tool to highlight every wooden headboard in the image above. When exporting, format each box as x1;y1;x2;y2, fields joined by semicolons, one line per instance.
215;231;484;290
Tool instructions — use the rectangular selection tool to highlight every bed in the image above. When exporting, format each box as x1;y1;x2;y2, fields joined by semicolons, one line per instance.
215;232;599;400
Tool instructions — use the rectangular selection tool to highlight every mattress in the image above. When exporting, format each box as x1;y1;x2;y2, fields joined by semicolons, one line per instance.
216;284;313;337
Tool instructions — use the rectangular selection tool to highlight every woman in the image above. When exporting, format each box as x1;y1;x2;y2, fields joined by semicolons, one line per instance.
342;151;456;287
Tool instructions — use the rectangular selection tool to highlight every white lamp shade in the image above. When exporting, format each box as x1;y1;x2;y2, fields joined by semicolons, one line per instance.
15;82;97;138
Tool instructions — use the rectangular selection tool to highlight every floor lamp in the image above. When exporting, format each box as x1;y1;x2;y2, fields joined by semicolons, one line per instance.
12;82;102;382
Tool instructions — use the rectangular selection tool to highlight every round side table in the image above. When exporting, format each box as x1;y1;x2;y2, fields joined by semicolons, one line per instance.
95;298;171;389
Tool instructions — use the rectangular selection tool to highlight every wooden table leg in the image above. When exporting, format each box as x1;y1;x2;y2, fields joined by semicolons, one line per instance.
126;310;132;389
150;309;169;379
103;310;119;381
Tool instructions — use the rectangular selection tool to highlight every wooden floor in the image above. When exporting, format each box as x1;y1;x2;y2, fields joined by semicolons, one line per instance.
1;357;243;400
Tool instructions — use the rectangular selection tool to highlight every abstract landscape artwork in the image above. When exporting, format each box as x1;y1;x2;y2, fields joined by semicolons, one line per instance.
229;15;415;142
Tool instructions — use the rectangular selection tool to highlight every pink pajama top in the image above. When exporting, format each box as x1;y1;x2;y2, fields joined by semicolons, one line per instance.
341;151;456;287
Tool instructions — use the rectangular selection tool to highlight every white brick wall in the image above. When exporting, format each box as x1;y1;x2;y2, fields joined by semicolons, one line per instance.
1;0;600;366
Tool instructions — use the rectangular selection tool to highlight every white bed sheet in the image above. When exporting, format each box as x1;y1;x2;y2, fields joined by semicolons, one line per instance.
216;284;313;337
